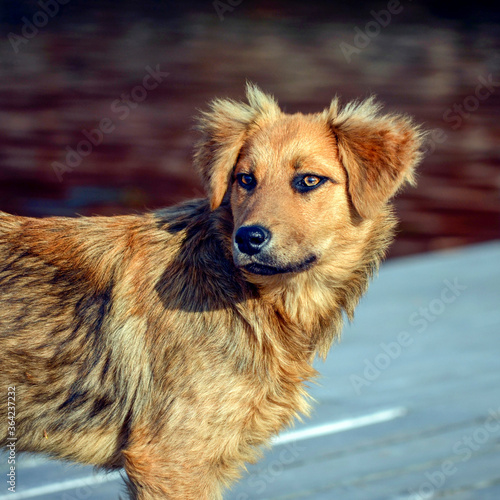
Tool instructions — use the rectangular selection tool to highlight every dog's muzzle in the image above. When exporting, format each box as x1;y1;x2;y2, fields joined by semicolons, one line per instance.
233;225;317;276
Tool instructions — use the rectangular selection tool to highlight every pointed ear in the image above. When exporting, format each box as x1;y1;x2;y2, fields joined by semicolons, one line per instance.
326;96;425;219
193;83;281;210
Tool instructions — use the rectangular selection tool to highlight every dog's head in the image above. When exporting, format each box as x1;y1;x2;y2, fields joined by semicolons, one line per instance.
194;84;424;278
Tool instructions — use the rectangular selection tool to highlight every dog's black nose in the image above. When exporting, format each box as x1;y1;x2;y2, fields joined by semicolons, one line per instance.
235;225;271;256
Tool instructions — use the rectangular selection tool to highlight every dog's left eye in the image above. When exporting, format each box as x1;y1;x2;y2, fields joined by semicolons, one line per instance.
236;173;256;190
293;175;326;193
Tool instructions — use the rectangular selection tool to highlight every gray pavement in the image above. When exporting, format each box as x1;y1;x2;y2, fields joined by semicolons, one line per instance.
2;241;499;500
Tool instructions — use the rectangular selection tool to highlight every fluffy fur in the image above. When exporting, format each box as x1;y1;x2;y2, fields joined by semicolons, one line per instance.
0;84;424;499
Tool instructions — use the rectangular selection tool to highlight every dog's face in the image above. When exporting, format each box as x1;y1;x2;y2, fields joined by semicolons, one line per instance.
230;115;350;276
194;84;424;278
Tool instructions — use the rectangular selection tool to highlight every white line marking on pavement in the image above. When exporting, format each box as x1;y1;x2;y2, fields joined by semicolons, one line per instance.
272;406;408;446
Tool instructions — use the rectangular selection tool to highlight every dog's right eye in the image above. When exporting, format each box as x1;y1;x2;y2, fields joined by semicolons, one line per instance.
236;173;256;190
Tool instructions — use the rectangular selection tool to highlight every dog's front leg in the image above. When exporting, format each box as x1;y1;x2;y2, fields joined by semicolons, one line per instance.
123;439;224;500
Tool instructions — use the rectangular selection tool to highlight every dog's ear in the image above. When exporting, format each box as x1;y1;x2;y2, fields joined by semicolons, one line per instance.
194;83;281;210
326;97;425;219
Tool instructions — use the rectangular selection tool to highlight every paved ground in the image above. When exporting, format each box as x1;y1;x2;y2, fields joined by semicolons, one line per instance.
1;240;499;500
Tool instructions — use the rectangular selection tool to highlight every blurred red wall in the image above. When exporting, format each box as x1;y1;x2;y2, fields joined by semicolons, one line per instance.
1;3;499;258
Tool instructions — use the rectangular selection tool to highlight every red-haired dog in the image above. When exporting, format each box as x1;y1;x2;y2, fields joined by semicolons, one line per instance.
0;84;424;499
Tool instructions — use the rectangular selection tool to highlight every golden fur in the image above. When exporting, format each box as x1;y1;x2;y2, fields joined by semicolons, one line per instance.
0;84;424;499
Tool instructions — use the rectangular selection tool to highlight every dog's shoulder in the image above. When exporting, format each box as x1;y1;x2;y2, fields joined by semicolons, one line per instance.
153;198;211;233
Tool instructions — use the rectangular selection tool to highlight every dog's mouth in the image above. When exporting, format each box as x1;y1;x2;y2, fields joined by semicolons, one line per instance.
242;255;317;276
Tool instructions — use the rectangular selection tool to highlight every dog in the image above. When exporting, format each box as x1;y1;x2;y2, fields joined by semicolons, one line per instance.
0;84;424;499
